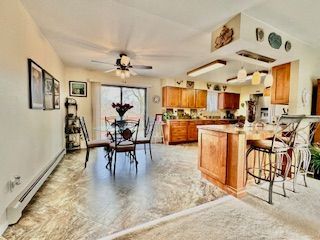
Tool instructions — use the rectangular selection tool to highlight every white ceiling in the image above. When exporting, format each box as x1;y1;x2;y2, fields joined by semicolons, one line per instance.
21;0;318;83
244;0;320;47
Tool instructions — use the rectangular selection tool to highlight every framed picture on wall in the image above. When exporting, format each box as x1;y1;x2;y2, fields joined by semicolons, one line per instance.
43;70;54;110
69;81;87;97
54;79;60;109
28;59;44;109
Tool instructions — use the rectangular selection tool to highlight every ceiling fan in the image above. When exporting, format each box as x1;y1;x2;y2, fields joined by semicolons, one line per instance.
91;53;152;79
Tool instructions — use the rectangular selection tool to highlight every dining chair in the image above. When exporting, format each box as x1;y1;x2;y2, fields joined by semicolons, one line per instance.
79;117;111;168
135;114;159;160
246;115;304;204
108;119;140;173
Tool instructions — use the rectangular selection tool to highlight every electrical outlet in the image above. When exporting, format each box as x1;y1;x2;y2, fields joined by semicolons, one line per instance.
8;175;21;192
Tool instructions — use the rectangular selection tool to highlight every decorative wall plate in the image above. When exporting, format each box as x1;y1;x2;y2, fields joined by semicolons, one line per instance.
152;95;160;104
285;41;292;52
256;28;264;42
268;32;282;49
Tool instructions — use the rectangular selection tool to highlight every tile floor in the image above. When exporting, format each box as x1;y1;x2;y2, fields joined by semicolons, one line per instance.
3;144;224;240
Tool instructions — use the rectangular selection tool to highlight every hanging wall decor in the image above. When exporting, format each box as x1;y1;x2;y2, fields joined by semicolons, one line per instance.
214;25;233;49
285;41;292;52
256;28;264;42
43;70;54;110
28;59;44;109
186;81;194;89
69;81;87;97
268;32;282;49
54;79;60;109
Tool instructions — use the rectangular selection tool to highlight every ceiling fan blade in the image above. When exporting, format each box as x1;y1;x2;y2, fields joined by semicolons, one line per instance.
104;68;116;73
91;60;115;65
131;65;152;69
128;68;138;76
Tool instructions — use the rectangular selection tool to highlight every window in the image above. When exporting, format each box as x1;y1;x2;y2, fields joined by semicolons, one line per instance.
100;85;147;134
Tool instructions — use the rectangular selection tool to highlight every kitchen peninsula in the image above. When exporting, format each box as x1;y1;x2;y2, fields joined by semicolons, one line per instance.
197;124;277;197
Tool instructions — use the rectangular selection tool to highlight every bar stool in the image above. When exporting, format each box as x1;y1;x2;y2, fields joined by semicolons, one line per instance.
292;115;320;192
246;115;304;204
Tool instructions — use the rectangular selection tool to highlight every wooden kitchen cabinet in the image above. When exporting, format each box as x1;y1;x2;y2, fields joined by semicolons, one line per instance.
196;90;207;108
168;121;188;143
218;92;240;110
187;89;196;108
163;119;237;144
187;122;198;141
313;79;320;143
162;87;207;108
271;63;291;105
162;87;181;107
180;88;189;108
198;129;227;184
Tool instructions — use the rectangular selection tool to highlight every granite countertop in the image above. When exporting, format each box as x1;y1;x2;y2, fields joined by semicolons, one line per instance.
197;124;279;140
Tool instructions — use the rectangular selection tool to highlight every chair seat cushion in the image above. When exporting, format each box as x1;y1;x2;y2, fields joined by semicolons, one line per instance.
135;137;150;144
110;142;135;152
87;139;110;148
249;140;288;152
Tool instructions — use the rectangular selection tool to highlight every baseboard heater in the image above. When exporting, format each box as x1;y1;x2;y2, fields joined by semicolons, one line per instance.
6;149;65;224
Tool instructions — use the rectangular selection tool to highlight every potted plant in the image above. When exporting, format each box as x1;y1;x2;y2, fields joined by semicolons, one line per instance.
310;145;320;180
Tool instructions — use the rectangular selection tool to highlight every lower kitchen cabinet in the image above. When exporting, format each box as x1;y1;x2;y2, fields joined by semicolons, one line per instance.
163;119;237;144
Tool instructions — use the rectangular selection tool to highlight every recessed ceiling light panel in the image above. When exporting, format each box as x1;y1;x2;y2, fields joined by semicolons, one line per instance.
187;60;226;77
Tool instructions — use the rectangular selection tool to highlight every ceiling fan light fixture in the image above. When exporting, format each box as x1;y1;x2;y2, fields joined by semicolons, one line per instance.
187;60;226;77
116;69;121;77
120;55;130;66
252;71;261;85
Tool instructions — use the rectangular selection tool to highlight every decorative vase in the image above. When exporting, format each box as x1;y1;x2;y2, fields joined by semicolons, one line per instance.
246;100;256;126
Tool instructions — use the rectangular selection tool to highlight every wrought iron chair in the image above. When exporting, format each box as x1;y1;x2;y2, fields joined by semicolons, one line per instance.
246;115;304;204
135;114;158;160
291;115;320;191
107;119;140;173
79;117;111;168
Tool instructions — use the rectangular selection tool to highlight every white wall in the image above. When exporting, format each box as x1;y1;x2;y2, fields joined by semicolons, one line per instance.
0;0;65;232
64;66;162;140
240;13;320;115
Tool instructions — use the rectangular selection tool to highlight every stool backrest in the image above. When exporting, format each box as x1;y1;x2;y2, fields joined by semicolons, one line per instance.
272;115;305;150
296;115;320;145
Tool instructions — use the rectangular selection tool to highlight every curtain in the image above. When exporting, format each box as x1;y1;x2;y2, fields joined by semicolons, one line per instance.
91;82;101;140
207;90;218;112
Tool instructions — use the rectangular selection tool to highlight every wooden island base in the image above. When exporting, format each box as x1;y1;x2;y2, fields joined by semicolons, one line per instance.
197;125;277;198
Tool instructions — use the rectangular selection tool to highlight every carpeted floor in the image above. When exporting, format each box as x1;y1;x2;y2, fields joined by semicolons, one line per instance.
105;176;320;240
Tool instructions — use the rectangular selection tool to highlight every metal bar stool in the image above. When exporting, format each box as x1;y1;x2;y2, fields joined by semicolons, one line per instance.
292;115;320;192
246;115;304;204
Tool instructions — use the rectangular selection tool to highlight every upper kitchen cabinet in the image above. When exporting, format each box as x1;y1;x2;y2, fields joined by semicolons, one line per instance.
271;63;291;105
218;92;240;110
162;87;207;108
187;89;196;108
162;86;181;108
195;90;207;108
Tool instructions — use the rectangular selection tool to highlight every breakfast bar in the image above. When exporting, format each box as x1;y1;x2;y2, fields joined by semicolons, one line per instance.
197;124;278;197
